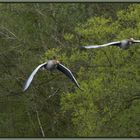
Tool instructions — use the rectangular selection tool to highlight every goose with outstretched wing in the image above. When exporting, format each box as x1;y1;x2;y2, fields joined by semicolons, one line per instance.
23;60;81;91
81;38;140;50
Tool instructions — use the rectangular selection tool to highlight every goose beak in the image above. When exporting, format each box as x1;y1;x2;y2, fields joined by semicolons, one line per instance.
130;38;134;41
56;60;60;64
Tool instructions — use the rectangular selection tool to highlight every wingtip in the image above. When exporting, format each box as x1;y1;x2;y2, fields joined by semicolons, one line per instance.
79;87;84;91
22;84;28;92
79;46;86;50
76;84;84;91
22;87;27;92
22;82;27;92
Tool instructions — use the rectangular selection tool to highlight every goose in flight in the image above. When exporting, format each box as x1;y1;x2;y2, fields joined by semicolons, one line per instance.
23;60;81;91
80;38;140;50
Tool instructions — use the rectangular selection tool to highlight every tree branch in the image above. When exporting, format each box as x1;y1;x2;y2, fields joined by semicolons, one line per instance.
35;109;45;137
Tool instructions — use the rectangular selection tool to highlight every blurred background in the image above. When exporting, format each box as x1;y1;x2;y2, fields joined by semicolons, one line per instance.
0;3;140;137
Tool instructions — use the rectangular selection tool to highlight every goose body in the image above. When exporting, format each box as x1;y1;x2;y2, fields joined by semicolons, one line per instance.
23;60;81;91
81;38;140;50
45;60;58;70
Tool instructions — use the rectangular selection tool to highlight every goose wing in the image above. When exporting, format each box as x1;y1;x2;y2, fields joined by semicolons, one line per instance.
132;39;140;43
81;41;121;49
57;63;81;90
23;62;47;92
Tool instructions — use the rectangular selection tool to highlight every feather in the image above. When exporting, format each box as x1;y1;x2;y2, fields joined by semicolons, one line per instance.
57;63;82;90
81;41;121;49
23;62;47;92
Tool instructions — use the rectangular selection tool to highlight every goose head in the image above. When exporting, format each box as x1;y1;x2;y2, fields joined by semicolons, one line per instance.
55;60;60;65
128;38;135;45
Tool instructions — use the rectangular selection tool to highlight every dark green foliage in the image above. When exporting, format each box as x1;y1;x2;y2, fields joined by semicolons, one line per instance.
0;3;139;137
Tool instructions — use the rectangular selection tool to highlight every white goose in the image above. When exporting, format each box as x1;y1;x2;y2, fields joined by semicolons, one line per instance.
23;60;81;91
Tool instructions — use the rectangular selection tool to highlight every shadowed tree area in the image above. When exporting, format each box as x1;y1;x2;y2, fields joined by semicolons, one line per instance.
0;3;140;137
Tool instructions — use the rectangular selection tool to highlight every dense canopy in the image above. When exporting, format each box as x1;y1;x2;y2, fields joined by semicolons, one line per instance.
0;3;140;137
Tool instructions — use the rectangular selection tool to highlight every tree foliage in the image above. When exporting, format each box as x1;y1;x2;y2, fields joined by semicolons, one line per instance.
0;3;140;137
